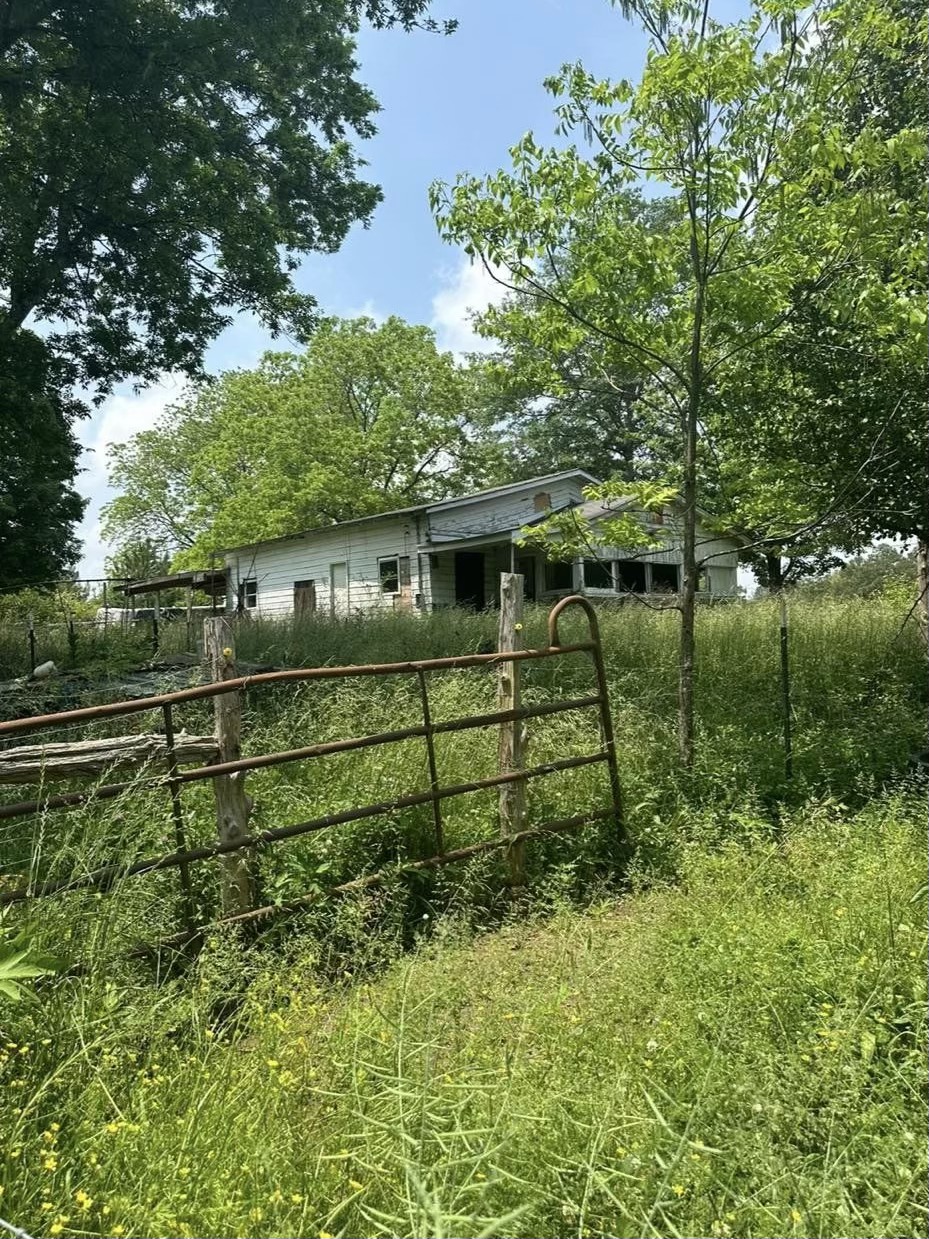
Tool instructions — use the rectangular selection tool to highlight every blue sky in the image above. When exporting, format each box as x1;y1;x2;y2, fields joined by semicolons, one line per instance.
78;0;653;577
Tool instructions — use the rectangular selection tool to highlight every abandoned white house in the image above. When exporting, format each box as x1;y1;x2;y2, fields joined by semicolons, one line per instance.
219;470;742;618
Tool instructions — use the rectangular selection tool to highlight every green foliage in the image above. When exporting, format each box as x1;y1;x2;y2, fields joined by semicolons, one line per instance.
0;929;57;1002
433;0;926;575
0;0;451;389
102;317;486;563
0;327;86;588
800;544;918;602
103;541;171;586
516;480;678;562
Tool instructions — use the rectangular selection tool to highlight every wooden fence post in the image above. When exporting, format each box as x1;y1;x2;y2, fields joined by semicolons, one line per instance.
497;572;527;890
204;616;256;915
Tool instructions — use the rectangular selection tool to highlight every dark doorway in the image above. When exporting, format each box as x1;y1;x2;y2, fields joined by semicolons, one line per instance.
294;579;316;617
454;551;486;609
515;555;537;602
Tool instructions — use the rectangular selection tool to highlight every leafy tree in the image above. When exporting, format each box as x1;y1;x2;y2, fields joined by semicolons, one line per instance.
799;545;918;602
0;326;86;587
0;0;451;389
472;196;681;484
105;540;172;584
433;0;921;765
103;317;485;564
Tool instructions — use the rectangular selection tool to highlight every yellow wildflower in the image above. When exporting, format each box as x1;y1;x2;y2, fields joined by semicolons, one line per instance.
671;1183;686;1197
75;1189;93;1210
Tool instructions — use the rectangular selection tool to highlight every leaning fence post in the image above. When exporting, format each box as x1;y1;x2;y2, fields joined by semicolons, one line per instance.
497;572;527;890
27;613;36;674
204;617;256;915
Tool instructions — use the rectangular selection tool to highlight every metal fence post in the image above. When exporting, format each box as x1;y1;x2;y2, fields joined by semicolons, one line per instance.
204;616;256;915
779;592;793;779
497;572;527;889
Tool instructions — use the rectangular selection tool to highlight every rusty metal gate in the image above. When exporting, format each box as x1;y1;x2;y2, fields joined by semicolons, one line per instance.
0;596;622;952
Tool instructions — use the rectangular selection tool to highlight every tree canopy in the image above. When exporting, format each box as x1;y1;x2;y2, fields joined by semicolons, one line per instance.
103;316;485;565
0;0;449;390
433;0;924;761
0;326;86;587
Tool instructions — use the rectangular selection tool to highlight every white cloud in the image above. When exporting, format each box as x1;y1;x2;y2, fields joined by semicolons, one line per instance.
75;374;186;579
430;255;509;356
350;298;388;324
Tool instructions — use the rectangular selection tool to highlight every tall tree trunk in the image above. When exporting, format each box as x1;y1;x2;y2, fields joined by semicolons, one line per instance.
765;553;785;593
917;536;929;654
678;287;703;769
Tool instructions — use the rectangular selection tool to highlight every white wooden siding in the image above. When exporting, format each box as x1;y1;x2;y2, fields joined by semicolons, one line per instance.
223;484;741;617
226;515;424;618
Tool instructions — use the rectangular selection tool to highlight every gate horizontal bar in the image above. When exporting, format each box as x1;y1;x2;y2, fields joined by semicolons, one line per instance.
0;642;595;738
0;695;602;823
136;807;617;953
0;751;609;905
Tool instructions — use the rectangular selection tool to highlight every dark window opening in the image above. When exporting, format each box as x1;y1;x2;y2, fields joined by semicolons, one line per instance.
616;561;647;593
379;557;400;593
544;560;574;591
584;558;613;589
242;578;257;609
533;491;552;512
651;563;680;592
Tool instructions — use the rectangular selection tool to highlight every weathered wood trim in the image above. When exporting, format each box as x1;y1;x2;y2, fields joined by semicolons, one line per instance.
0;733;218;785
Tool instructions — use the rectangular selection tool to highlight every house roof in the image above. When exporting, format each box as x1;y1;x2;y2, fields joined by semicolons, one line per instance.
120;568;227;597
220;470;599;555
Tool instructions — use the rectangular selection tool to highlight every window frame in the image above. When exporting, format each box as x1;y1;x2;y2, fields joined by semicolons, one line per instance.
242;578;258;609
378;555;401;595
649;562;681;593
583;558;615;591
615;560;647;594
543;559;575;593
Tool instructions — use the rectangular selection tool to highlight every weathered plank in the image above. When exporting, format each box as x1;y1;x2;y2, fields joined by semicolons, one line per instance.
0;732;218;785
204;616;256;915
497;572;527;889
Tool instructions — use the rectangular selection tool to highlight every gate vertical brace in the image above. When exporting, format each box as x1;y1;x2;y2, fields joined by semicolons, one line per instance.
162;700;195;930
416;668;444;856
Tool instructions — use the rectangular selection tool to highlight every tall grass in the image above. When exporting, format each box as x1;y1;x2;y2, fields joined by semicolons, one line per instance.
0;792;925;1238
0;597;925;1238
1;597;924;961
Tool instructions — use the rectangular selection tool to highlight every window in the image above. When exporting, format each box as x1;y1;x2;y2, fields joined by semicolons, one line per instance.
242;578;257;609
379;556;410;594
616;561;647;593
650;563;680;592
544;560;574;591
379;557;400;593
533;491;552;512
583;558;613;589
651;508;665;525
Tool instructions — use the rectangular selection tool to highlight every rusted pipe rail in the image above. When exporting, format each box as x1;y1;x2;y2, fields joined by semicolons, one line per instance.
0;695;602;822
137;808;615;954
0;642;594;738
0;752;608;905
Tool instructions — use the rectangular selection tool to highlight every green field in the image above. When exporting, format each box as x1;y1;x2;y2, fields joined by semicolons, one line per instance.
0;597;926;1238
